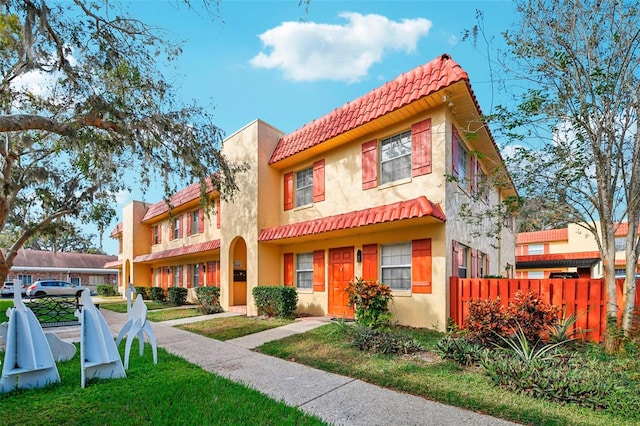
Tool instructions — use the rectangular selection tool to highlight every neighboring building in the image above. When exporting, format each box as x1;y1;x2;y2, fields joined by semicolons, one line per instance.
516;222;640;279
4;249;118;290
109;54;517;329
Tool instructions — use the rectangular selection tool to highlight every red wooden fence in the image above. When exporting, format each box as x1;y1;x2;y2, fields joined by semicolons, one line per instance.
449;277;640;343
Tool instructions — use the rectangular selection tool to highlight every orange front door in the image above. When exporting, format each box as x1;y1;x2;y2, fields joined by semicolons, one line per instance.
328;247;354;318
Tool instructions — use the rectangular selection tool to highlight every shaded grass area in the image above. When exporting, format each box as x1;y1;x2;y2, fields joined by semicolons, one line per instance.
256;323;637;426
0;299;11;322
146;308;202;322
178;316;293;341
0;344;325;426
100;301;185;313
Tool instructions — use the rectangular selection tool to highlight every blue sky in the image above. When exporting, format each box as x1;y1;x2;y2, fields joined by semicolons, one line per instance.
98;0;516;254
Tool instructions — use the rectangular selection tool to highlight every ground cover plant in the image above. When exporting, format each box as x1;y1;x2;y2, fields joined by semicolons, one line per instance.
0;344;325;426
178;315;293;341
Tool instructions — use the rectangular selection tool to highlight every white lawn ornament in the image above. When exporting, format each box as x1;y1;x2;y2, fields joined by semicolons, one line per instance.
75;289;126;388
115;283;136;344
0;289;60;392
117;293;157;370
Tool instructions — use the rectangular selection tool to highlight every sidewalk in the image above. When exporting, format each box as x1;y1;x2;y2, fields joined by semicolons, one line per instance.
2;308;517;426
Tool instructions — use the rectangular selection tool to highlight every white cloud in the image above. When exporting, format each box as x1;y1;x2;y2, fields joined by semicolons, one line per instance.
250;12;432;83
114;189;131;205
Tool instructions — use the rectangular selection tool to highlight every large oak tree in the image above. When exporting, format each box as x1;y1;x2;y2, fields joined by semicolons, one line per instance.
0;1;246;281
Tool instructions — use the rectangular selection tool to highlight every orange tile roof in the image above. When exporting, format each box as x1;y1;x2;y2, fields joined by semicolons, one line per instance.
269;54;469;164
133;240;220;263
258;196;445;242
110;222;123;238
104;259;122;269
142;180;214;222
516;251;601;263
516;228;568;245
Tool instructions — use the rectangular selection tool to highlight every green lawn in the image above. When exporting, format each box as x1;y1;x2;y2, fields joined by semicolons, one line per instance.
256;323;640;426
0;299;11;322
178;316;294;340
0;344;325;426
100;301;176;313
146;307;202;322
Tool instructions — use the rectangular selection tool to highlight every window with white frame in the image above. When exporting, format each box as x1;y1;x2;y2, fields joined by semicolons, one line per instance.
381;242;411;290
191;211;200;235
380;130;412;184
18;274;32;285
70;277;80;286
457;244;469;278
528;271;545;279
173;265;182;287
192;263;201;287
615;237;626;252
296;253;313;289
173;217;181;239
455;138;469;183
152;225;160;244
295;167;313;207
528;244;544;255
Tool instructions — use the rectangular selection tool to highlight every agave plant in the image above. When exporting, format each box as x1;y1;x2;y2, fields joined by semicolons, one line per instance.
548;308;589;344
495;323;570;363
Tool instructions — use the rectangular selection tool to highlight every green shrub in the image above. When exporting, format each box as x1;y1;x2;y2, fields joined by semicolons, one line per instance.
167;287;188;305
135;286;149;300
481;352;616;409
436;335;488;366
252;286;298;318
96;284;117;296
149;287;165;302
345;277;393;328
351;325;422;355
195;286;223;314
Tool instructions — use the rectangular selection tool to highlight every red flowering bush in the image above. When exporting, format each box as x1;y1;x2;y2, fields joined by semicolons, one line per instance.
465;290;560;344
345;277;393;328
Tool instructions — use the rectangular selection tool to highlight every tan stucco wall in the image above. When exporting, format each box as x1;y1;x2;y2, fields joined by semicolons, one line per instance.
220;120;284;314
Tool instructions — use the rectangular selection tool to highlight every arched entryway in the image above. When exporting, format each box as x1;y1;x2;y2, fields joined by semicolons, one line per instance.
229;237;247;306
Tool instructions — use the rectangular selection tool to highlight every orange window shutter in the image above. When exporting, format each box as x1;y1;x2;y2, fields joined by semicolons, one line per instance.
470;156;477;193
149;227;154;245
411;118;432;176
452;240;459;277
362;244;378;281
206;261;213;286
187;265;192;288
284;253;294;286
284;172;294;211
312;250;325;292
186;212;192;236
199;209;205;233
412;238;432;294
216;199;221;229
313;160;325;203
362;140;378;190
214;261;220;287
158;225;162;244
544;243;550;254
179;215;185;238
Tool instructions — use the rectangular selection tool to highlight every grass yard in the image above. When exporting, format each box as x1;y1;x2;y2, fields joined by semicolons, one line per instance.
0;299;11;322
178;316;293;341
100;301;174;313
146;307;202;322
256;322;640;426
0;344;325;426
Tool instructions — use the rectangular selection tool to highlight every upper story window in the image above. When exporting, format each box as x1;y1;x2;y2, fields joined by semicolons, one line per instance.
190;210;200;235
295;167;314;207
172;216;181;240
284;160;325;211
362;118;431;190
381;242;411;290
296;252;313;289
615;237;626;252
152;225;161;245
380;130;412;184
528;244;544;255
453;127;469;184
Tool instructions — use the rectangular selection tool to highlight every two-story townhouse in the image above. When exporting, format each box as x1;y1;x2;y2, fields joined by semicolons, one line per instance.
109;54;516;329
516;222;640;279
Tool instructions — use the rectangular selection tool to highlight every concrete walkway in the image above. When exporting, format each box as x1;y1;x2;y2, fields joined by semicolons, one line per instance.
1;308;518;426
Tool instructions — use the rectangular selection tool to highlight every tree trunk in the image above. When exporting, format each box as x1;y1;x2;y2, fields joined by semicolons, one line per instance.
602;228;620;353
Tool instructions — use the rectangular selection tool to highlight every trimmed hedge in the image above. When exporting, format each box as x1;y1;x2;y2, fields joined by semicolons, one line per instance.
135;286;149;300
96;284;117;297
252;286;298;318
150;287;165;302
195;286;223;314
168;287;188;305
